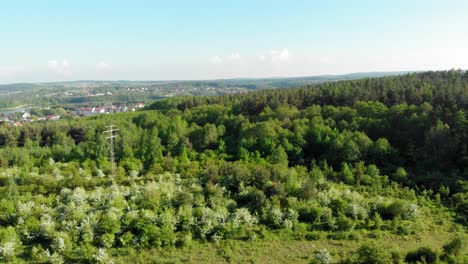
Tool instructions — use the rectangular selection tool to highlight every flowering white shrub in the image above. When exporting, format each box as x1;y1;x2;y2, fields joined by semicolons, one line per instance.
53;167;63;181
45;250;64;264
270;207;283;227
347;203;368;220
97;169;105;178
214;207;229;224
130;170;139;178
89;187;104;205
403;203;420;220
317;192;331;206
314;248;332;264
157;209;178;230
232;208;258;228
40;214;56;237
0;242;15;260
197;207;217;239
17;201;35;217
52;236;66;252
283;208;299;228
93;248;113;264
71;187;88;205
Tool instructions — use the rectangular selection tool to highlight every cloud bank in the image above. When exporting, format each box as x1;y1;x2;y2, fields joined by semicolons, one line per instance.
48;59;71;75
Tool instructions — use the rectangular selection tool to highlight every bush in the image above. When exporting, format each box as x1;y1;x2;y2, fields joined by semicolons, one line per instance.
354;243;392;264
298;203;323;223
312;248;333;264
305;231;323;241
176;232;192;248
396;221;415;235
336;214;355;231
405;246;438;264
380;200;406;220
348;231;362;240
0;242;16;262
390;250;404;264
442;237;463;256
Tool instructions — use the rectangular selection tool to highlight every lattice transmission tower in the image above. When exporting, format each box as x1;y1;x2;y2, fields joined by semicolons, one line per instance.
103;125;119;176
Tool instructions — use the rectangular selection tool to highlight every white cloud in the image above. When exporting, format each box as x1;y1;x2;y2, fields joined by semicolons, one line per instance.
48;59;70;75
227;52;241;61
210;56;223;65
211;53;242;65
96;61;111;71
270;48;290;63
0;66;23;78
206;49;295;79
319;56;332;64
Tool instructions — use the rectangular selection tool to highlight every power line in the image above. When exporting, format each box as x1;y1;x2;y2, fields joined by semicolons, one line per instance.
103;125;119;177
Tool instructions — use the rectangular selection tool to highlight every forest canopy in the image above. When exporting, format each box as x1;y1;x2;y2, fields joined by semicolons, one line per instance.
0;71;466;263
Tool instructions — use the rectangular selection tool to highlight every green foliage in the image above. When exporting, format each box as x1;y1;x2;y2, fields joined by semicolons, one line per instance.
393;167;407;183
0;71;466;262
405;246;439;264
354;243;392;264
442;237;463;256
312;248;332;264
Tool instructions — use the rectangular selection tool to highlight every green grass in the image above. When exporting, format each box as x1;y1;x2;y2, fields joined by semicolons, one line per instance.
112;226;467;263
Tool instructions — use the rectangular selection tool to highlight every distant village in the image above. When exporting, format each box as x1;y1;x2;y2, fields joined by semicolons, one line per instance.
74;102;145;116
0;102;145;127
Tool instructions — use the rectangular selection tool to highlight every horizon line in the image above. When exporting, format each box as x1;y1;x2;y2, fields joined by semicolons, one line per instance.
1;68;465;86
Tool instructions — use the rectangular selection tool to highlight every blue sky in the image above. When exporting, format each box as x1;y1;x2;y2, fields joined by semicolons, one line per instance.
1;0;468;83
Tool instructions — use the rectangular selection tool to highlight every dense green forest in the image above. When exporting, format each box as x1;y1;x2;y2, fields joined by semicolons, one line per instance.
0;71;466;263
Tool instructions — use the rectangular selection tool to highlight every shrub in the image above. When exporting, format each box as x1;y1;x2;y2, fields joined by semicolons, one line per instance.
298;203;323;223
390;250;404;264
442;237;463;256
305;231;323;241
354;243;392;264
392;167;407;183
405;246;438;264
0;242;16;262
312;248;333;264
336;214;355;231
93;248;112;264
176;232;192;248
402;203;420;220
348;231;362;240
384;200;406;219
396;221;415;235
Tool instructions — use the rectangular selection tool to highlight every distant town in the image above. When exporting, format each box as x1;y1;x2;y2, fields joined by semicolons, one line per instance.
0;102;145;127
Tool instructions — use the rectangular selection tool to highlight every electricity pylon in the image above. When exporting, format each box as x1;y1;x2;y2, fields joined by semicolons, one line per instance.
103;125;119;176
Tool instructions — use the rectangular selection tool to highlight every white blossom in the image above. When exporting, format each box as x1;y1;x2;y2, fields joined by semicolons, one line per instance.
0;242;15;260
130;170;140;179
403;203;420;220
71;187;88;205
314;248;333;264
232;208;258;227
17;201;35;216
40;214;56;237
93;248;113;263
347;203;368;220
97;169;105;178
52;236;65;252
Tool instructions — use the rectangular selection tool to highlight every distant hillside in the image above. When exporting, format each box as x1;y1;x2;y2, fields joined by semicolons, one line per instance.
0;71;412;109
0;83;41;94
0;71;411;93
